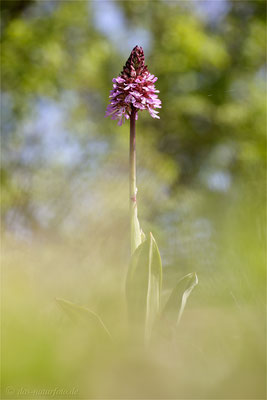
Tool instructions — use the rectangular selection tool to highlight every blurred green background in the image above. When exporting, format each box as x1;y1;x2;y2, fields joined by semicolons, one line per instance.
1;1;266;399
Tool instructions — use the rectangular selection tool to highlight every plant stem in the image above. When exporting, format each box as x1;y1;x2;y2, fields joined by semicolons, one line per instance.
129;108;140;254
130;109;137;205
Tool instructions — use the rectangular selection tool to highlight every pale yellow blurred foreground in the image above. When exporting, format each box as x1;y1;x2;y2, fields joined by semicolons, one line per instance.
2;222;265;399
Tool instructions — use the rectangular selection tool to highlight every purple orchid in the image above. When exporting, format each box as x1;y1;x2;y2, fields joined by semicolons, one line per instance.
105;46;161;126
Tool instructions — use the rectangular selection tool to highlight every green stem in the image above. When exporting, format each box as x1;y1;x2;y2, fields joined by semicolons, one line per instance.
130;110;137;204
129;108;141;254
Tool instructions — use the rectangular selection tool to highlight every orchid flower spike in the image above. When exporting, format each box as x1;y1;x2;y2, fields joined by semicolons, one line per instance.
105;46;162;126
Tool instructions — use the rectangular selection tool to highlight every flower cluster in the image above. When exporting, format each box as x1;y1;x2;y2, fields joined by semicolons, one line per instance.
105;46;161;125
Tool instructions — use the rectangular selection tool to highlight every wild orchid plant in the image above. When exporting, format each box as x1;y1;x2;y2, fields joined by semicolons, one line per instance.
57;47;198;344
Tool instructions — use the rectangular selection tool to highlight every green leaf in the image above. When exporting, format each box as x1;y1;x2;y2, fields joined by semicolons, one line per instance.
126;239;149;328
131;203;142;254
55;298;112;340
145;233;163;343
140;229;146;243
126;233;162;342
161;272;198;328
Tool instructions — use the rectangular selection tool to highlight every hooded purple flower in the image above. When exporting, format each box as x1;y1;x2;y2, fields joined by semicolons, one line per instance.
105;46;161;125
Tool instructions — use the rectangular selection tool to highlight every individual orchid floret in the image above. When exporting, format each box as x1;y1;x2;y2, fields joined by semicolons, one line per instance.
105;46;162;125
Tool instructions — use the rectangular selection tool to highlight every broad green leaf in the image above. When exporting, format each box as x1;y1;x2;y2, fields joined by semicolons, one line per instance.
131;202;142;254
126;233;162;342
145;233;162;343
126;239;150;328
161;272;198;327
56;298;112;340
140;229;146;243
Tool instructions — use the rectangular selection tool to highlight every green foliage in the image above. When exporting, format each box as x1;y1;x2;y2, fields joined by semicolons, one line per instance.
126;232;197;343
1;0;265;231
126;233;162;339
56;298;112;341
55;231;196;347
131;203;142;254
159;272;198;339
145;233;162;343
